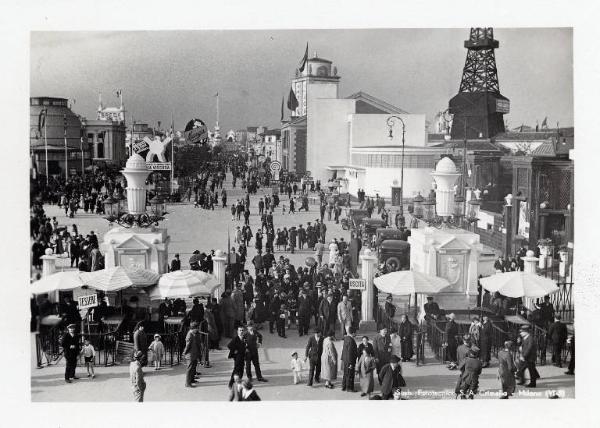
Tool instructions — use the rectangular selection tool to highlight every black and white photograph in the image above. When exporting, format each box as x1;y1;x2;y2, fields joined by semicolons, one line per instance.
2;1;600;427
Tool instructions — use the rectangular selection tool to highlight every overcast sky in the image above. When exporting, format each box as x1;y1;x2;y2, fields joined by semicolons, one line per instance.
30;28;573;132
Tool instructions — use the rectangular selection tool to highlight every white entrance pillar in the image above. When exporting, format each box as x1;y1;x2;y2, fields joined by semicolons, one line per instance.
212;250;227;301
40;248;57;278
359;249;378;331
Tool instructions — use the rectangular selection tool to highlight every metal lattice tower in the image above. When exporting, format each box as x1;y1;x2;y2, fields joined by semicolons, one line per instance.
459;28;500;93
449;27;510;140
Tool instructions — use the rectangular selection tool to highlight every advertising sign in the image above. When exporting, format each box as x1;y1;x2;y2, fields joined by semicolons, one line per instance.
147;162;172;171
78;294;98;310
349;278;366;290
183;118;209;144
269;161;282;181
132;139;149;154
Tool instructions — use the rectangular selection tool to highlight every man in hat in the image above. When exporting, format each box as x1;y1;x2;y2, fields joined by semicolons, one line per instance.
456;334;474;372
305;329;324;386
244;321;267;382
183;321;203;387
548;315;568;367
227;326;248;388
319;292;336;335
170;253;181;272
341;326;358;392
337;294;353;337
480;315;493;367
516;325;540;387
378;355;404;400
373;327;392;374
130;350;146;402
424;296;441;320
60;324;80;383
445;313;459;366
297;288;312;337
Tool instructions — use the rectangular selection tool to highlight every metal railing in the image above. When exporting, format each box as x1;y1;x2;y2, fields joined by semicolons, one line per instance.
425;320;447;363
375;304;424;365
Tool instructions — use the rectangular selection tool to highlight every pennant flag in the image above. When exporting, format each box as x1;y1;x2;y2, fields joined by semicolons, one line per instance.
280;96;284;121
541;116;548;129
115;89;122;98
214;92;219;97
287;87;299;111
298;42;308;72
38;108;47;135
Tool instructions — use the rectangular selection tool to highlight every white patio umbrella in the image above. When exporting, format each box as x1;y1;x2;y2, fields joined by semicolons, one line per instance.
148;270;220;300
79;266;160;292
374;270;450;295
479;271;558;298
31;271;85;295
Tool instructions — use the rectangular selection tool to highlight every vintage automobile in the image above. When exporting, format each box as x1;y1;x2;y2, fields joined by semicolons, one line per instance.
361;218;388;246
378;239;411;272
374;227;404;248
341;208;369;232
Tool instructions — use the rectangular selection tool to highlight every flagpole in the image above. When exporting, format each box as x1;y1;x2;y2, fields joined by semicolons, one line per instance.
170;110;175;193
64;114;68;184
44;109;48;186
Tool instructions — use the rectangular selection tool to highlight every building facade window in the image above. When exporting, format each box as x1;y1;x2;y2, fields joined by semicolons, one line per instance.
351;153;436;169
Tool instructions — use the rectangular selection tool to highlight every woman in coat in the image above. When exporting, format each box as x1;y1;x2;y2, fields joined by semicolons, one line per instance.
398;315;414;362
357;347;376;397
320;331;338;389
497;340;517;399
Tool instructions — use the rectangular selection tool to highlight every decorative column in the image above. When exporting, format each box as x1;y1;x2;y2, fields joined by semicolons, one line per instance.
121;153;151;215
431;157;461;219
40;248;57;277
212;250;227;301
359;249;378;331
521;250;539;311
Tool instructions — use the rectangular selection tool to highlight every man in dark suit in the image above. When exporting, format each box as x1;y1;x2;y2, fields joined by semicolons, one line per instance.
378;355;404;400
548;315;568;367
60;324;80;383
297;288;312;337
227;326;247;388
341;327;358;392
494;255;506;272
305;330;324;386
445;313;459;366
480;315;493;368
244;322;267;382
170;253;181;271
318;293;336;335
373;327;391;374
183;321;203;387
424;296;441;320
516;325;540;387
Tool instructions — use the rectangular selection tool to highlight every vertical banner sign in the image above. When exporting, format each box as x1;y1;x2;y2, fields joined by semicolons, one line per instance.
391;187;402;207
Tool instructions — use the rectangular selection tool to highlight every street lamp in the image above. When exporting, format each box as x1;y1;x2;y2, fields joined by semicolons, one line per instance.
103;195;118;218
454;194;465;224
422;197;436;224
466;195;481;226
386;115;406;228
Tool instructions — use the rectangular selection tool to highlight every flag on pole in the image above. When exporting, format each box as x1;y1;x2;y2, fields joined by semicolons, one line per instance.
298;42;308;72
38;108;47;135
280;96;284;121
541;116;548;129
214;92;219;97
115;89;122;98
287;87;299;111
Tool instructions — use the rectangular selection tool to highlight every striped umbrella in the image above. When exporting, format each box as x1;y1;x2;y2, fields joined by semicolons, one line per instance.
80;266;160;292
31;271;85;295
479;271;559;298
149;270;220;300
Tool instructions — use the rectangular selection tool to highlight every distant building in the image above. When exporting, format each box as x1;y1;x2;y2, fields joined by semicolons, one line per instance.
82;93;127;166
30;96;91;177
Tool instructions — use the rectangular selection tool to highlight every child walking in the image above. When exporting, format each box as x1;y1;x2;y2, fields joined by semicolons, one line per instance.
80;338;96;378
148;334;165;371
290;352;305;384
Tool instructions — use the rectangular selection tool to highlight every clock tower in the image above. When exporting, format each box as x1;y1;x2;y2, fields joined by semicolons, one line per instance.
291;53;340;117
